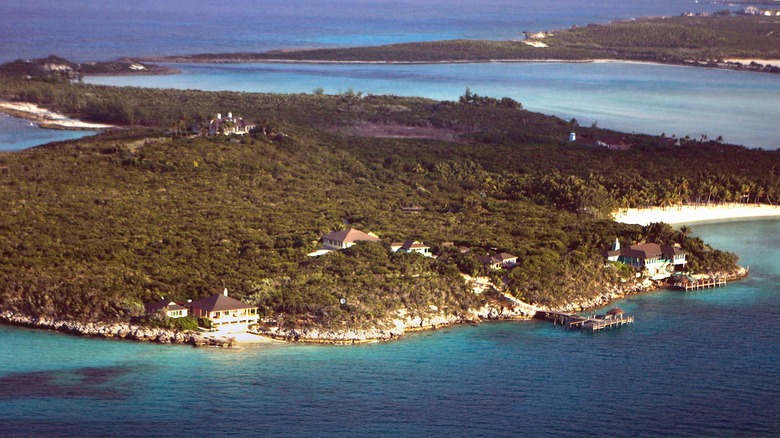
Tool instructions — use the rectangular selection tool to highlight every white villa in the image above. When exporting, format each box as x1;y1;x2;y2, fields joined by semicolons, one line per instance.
390;240;433;257
208;112;255;136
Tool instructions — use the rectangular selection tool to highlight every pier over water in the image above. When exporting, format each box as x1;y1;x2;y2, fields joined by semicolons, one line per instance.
536;308;634;332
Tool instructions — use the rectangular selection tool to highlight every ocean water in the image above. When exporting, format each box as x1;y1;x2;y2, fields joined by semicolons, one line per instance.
0;114;97;151
1;219;779;436
0;0;733;63
2;2;780;436
86;61;780;149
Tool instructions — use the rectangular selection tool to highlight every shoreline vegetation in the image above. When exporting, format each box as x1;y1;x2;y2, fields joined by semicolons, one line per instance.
134;15;780;75
2;43;778;347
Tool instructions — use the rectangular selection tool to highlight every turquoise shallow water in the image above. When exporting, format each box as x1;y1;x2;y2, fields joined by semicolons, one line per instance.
0;115;97;152
2;2;780;435
86;62;780;149
2;220;779;436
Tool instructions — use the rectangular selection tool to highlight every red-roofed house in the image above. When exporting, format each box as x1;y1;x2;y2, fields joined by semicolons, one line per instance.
606;241;687;279
390;239;432;257
321;228;380;250
188;290;259;330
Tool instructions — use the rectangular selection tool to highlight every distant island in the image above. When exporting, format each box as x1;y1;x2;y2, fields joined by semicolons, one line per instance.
136;14;780;74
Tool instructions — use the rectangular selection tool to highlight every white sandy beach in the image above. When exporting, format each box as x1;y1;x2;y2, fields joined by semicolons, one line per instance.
203;328;285;345
0;101;114;130
614;204;780;226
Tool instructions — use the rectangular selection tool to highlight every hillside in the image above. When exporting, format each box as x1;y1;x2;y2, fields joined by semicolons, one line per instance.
1;72;777;336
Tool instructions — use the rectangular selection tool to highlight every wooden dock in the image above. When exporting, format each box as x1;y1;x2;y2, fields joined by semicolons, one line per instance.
672;278;727;291
536;310;634;332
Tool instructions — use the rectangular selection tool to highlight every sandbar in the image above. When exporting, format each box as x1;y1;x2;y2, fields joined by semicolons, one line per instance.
0;101;114;130
614;204;780;226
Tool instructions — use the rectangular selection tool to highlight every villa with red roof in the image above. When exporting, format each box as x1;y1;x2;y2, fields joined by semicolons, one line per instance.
606;239;687;279
188;289;259;331
321;228;380;250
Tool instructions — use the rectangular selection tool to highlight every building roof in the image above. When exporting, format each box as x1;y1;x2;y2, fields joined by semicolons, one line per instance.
620;243;664;259
146;299;187;313
188;293;256;312
478;253;517;265
322;228;380;244
619;243;686;260
392;239;429;250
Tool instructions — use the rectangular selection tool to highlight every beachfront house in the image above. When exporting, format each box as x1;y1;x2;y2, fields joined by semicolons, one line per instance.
188;289;259;331
606;241;687;279
478;252;518;270
145;299;189;318
208;112;255;136
390;239;433;257
321;228;381;250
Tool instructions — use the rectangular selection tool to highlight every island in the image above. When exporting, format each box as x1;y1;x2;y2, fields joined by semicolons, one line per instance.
137;14;780;74
1;50;778;345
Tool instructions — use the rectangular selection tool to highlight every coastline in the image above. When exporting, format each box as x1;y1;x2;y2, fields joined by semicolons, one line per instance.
124;56;780;78
0;311;236;347
0;101;115;130
614;203;780;226
0;263;747;345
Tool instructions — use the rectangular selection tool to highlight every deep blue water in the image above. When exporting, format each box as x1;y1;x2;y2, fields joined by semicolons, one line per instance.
1;220;779;436
0;0;733;63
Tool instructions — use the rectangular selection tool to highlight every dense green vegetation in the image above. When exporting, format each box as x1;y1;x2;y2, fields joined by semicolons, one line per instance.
147;15;780;73
1;72;776;329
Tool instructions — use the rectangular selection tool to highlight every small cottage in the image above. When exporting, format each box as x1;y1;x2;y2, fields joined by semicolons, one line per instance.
390;240;433;257
478;252;518;270
145;299;189;318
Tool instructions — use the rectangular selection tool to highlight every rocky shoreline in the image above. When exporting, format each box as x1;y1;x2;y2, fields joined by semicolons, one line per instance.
259;300;537;344
0;311;235;347
0;267;748;347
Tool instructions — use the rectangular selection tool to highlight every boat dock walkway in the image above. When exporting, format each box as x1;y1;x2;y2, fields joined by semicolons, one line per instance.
672;278;727;291
536;310;634;332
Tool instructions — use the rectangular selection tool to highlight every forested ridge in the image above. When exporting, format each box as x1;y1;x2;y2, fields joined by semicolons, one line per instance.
0;72;775;330
147;15;780;73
